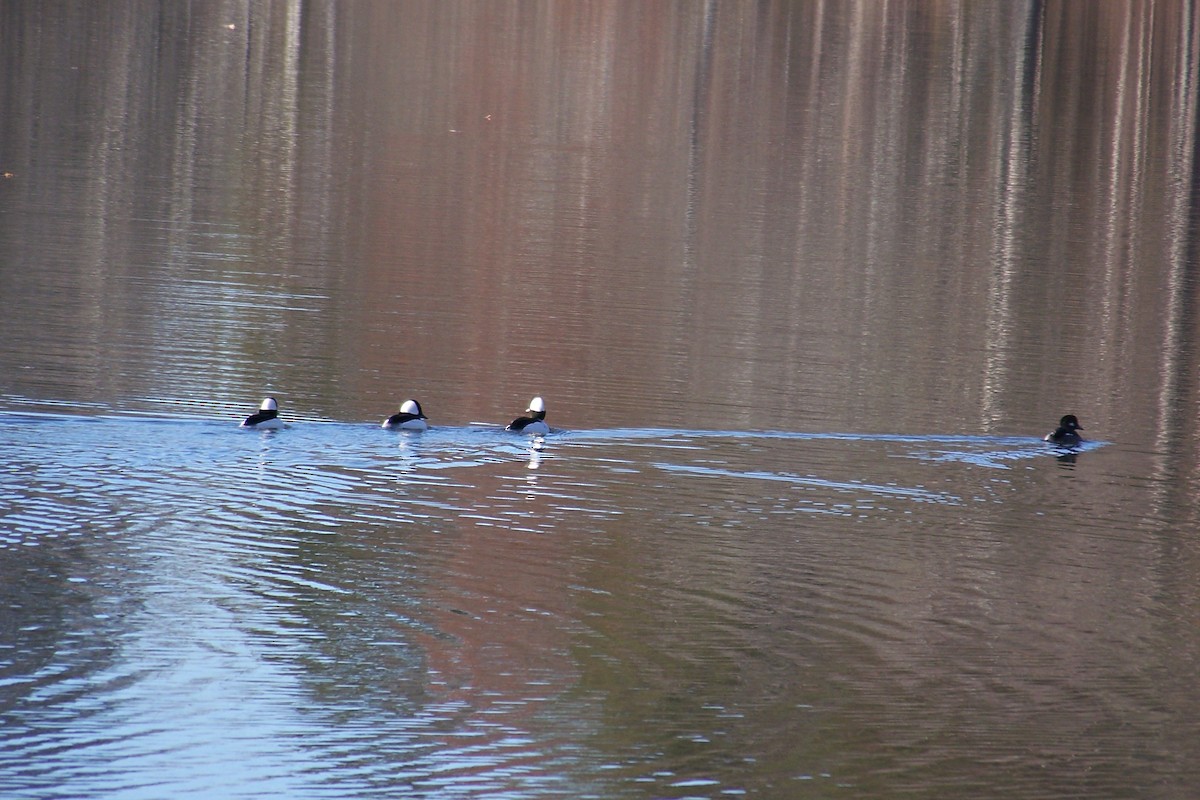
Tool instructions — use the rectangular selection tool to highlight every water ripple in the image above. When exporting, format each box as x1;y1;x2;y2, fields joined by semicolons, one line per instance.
0;406;1164;800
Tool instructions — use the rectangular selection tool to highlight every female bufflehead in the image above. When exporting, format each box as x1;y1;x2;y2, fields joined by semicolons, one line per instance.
382;399;429;431
1044;414;1083;447
506;396;549;435
241;397;284;429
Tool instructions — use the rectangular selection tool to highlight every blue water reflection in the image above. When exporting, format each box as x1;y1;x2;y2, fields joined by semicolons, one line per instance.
0;406;1123;798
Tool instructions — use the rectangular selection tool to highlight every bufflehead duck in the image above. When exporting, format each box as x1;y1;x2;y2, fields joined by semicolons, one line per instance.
241;397;284;429
382;399;429;431
1044;414;1083;447
506;396;549;435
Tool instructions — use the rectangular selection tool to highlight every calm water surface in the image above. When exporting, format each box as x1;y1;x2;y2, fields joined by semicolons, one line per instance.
2;2;1199;798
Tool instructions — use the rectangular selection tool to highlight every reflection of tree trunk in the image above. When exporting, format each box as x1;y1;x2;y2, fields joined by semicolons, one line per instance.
982;5;1041;430
1156;2;1200;461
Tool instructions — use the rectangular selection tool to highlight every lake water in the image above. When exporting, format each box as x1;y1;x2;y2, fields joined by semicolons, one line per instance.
2;2;1199;798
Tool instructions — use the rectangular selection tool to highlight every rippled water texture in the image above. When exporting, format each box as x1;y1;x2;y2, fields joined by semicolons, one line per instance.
2;2;1200;798
0;409;1164;800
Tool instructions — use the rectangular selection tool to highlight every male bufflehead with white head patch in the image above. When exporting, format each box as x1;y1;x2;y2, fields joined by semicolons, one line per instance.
382;399;429;431
241;397;284;429
506;396;549;435
1044;414;1083;447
